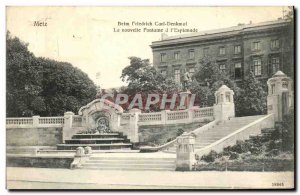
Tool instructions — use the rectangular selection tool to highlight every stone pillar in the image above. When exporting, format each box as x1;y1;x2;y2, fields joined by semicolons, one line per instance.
178;91;192;110
32;115;40;127
62;111;75;143
267;71;294;122
128;108;141;143
213;85;235;122
176;132;196;171
161;110;167;124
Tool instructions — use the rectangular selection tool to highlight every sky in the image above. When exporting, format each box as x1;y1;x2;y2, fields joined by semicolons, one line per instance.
6;6;286;89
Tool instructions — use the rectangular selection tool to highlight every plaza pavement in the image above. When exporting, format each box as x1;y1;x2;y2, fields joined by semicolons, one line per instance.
6;167;294;189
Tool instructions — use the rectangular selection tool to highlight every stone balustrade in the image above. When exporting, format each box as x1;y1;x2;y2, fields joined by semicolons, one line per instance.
6;106;214;129
137;107;214;125
7;116;65;128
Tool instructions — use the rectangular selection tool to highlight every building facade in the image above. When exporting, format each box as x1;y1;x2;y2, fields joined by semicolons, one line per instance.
150;19;294;84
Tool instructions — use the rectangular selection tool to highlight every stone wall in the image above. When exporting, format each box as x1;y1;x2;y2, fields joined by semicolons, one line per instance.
7;127;63;146
7;156;73;168
138;121;208;145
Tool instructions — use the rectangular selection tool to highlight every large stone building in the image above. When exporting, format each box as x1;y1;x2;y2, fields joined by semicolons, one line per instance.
150;19;294;84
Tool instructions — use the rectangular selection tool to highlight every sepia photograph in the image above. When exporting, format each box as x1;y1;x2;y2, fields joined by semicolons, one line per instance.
5;6;295;190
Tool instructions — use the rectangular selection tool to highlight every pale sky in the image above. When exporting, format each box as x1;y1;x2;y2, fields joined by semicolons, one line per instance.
6;6;286;89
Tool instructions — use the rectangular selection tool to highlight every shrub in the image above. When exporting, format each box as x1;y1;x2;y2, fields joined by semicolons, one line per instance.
176;128;185;136
229;152;239;160
201;150;218;162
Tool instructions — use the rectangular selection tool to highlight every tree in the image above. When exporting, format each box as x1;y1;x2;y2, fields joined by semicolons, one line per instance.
235;71;267;116
6;32;97;117
191;56;241;107
119;57;179;111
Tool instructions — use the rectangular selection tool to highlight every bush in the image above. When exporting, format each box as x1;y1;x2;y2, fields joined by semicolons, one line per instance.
176;128;185;136
201;150;218;162
229;152;239;160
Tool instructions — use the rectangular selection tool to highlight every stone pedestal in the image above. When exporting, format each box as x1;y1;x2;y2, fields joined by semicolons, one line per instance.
213;85;235;122
32;115;40;127
267;71;294;122
128;108;141;143
62;111;75;143
178;90;193;110
176;132;196;171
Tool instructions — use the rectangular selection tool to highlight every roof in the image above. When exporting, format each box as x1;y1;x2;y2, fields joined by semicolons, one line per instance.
151;19;291;47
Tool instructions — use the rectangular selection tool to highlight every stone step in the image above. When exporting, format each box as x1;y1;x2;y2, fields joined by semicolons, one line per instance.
57;143;133;150
163;115;266;154
84;162;174;167
65;139;129;145
80;166;175;171
89;156;175;161
86;160;174;164
72;133;125;139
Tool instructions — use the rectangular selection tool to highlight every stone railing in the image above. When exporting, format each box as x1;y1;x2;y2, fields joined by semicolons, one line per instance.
193;107;214;118
6;107;214;129
138;112;162;123
7;116;65;128
38;117;65;126
137;107;214;126
6;117;33;127
195;114;274;157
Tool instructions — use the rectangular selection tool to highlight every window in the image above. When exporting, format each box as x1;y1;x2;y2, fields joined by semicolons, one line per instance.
282;81;288;89
160;53;166;62
161;70;167;76
270;57;280;75
271;84;275;94
219;64;226;73
188;49;195;59
203;48;209;57
253;58;262;76
271;39;280;49
174;51;180;60
234;45;241;54
219;46;226;55
252;41;261;51
174;69;181;83
234;62;242;79
188;67;195;75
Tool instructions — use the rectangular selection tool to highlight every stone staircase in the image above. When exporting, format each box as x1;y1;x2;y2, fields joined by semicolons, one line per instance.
163;115;265;153
80;154;176;171
57;132;133;150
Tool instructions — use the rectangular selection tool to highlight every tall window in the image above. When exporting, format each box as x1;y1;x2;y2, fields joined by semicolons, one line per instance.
174;51;180;60
161;70;167;76
160;53;166;62
252;41;261;51
271;39;280;49
203;48;209;57
174;69;181;83
188;67;195;75
270;57;280;74
219;46;226;55
219;64;226;73
234;45;241;54
234;62;242;79
188;49;195;59
253;58;262;76
271;84;275;94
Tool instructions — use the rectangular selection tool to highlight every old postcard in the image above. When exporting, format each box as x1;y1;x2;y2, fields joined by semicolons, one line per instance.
6;6;295;190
